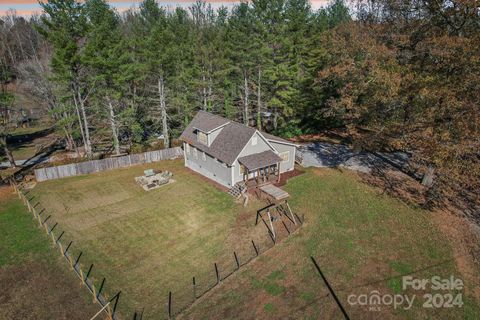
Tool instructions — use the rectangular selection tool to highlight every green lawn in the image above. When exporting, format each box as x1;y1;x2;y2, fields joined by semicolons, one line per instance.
29;161;480;319
31;159;265;318
182;168;480;319
0;189;98;319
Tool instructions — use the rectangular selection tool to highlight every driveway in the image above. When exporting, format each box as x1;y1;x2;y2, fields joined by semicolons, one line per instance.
299;142;412;174
0;152;50;169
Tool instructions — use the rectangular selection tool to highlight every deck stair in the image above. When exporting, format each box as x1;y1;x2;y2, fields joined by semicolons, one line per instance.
228;182;247;198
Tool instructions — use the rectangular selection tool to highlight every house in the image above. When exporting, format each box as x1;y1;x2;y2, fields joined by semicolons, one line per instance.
179;111;298;189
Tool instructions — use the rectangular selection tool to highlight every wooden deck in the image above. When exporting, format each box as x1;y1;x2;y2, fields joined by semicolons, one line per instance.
244;173;278;188
260;184;290;201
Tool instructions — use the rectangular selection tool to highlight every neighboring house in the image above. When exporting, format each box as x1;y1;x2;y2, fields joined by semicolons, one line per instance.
179;111;298;188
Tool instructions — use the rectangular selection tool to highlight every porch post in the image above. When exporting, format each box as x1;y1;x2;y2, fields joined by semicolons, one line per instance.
277;162;281;183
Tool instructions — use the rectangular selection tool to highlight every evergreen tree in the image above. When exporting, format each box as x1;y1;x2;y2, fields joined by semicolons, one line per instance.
39;0;93;156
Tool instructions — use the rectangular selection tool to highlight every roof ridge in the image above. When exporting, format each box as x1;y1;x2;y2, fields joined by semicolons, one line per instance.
199;110;256;132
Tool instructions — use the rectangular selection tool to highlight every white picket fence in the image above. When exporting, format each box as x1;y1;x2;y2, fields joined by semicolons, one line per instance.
34;147;183;182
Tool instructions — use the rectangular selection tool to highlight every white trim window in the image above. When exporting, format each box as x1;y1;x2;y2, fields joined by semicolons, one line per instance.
279;151;289;163
193;147;198;159
251;136;258;146
197;131;208;145
186;143;190;154
202;152;207;161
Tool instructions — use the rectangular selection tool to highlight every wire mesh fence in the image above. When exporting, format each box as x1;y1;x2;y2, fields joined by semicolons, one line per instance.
9;177;303;319
8;179;144;320
165;210;304;319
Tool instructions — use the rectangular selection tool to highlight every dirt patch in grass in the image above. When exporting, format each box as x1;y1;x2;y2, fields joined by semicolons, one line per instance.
357;168;428;207
431;210;480;300
0;186;98;320
0;184;14;200
0;261;97;320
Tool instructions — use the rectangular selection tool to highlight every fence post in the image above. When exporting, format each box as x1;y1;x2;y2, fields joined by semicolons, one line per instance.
252;240;259;256
192;277;196;300
56;231;65;244
234;251;240;269
64;241;72;256
42;215;51;226
97;278;106;301
167;291;172;319
214;263;220;284
64;241;74;268
37;208;45;216
74;251;83;269
85;264;94;284
110;291;121;319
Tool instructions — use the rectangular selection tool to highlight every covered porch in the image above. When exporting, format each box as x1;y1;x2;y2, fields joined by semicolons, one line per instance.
238;150;283;188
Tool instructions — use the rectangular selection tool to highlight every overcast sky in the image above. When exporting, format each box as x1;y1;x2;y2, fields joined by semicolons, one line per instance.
0;1;330;16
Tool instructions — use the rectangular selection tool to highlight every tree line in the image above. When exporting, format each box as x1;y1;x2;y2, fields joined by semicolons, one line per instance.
1;0;479;211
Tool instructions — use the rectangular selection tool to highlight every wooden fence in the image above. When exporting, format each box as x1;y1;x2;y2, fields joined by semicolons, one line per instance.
34;147;183;182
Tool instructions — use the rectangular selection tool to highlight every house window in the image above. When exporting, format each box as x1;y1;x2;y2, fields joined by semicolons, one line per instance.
279;151;289;163
186;144;190;154
198;131;208;145
202;152;207;161
193;147;198;158
240;164;246;174
251;136;258;146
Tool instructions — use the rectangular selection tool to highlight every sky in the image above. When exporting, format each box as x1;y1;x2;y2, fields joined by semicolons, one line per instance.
0;1;330;16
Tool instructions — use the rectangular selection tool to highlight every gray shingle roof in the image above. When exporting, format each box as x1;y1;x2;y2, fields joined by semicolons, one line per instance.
261;131;296;145
179;111;256;165
179;111;294;166
238;150;282;171
191;110;230;132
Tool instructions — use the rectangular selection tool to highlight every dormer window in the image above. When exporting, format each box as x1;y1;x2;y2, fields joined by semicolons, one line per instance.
197;131;208;145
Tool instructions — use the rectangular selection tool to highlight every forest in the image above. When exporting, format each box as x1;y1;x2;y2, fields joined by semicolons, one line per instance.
1;0;479;211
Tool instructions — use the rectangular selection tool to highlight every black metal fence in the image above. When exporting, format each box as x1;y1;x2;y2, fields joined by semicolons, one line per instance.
9;179;145;320
165;205;304;318
10;177;303;319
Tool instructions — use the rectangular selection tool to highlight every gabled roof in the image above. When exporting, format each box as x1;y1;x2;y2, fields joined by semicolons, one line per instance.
179;111;295;166
180;111;255;165
238;150;282;171
261;131;299;146
191;111;230;133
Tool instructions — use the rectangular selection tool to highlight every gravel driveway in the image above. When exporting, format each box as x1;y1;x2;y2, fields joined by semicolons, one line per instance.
299;142;411;174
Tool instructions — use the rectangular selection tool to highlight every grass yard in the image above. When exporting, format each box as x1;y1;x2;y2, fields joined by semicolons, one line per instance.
181;168;480;319
31;159;267;318
30;160;480;319
0;187;98;319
